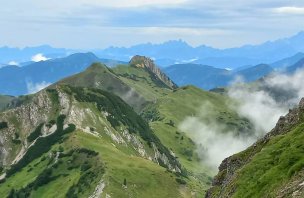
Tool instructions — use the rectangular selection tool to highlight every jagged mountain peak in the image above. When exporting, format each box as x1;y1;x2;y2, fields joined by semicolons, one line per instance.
130;55;156;68
129;55;178;89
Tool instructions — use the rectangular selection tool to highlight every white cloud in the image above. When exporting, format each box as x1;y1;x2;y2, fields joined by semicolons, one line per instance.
27;81;51;94
264;69;304;101
227;68;304;134
31;53;50;62
228;84;287;133
274;7;304;15
8;61;19;66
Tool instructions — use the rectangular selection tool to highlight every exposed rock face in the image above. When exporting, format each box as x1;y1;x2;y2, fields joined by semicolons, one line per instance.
0;90;54;166
206;98;304;198
152;143;181;173
130;55;178;89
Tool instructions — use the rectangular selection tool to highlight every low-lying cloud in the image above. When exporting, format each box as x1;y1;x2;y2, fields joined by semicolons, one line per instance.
27;81;51;94
179;102;256;168
179;68;304;169
31;53;50;62
8;61;19;66
227;84;287;133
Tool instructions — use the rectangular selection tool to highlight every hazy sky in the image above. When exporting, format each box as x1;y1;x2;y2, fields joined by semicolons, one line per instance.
1;0;304;49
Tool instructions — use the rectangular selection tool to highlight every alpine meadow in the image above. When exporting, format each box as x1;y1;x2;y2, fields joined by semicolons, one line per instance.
0;1;304;198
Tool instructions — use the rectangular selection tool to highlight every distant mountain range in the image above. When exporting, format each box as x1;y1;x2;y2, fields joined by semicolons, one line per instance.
95;31;304;68
271;52;304;69
0;53;125;96
163;58;304;90
163;63;273;90
1;50;303;96
1;31;304;69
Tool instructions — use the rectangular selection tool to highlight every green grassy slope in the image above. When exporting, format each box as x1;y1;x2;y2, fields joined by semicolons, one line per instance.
232;123;304;198
207;100;304;198
1;130;186;198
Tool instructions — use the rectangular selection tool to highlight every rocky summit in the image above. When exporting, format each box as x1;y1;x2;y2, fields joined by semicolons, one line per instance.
130;55;178;89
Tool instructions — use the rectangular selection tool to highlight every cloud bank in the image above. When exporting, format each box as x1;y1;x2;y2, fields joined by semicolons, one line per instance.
179;69;304;169
179;103;256;168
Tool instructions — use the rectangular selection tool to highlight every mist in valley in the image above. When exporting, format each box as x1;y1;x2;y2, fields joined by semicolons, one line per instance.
179;68;304;169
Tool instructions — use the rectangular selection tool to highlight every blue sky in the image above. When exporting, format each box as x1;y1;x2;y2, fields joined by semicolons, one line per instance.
1;0;304;49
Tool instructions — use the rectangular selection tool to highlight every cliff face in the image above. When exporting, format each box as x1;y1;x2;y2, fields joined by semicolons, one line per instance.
130;55;178;89
206;98;304;198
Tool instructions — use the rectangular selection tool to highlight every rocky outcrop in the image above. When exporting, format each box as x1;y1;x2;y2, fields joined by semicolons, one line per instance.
130;55;178;89
152;143;181;173
267;98;304;137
